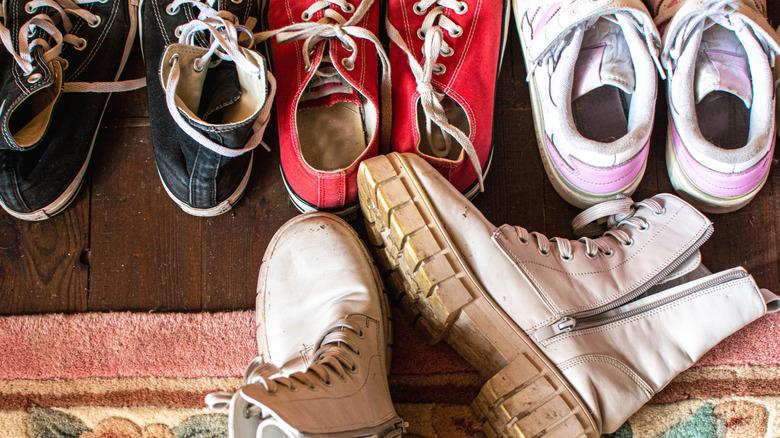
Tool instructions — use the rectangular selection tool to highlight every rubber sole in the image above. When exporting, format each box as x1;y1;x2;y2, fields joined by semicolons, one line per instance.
512;0;646;209
358;153;598;438
665;126;765;214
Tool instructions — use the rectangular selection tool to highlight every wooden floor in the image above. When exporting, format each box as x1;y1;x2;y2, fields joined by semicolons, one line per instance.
2;17;780;316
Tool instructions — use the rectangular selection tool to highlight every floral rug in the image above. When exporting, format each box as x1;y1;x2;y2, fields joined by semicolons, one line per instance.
2;310;779;437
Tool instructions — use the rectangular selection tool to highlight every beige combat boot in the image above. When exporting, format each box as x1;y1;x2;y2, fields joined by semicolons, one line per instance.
207;213;405;437
358;152;779;437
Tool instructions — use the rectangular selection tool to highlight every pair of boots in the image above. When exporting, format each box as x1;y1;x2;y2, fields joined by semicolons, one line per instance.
212;153;778;438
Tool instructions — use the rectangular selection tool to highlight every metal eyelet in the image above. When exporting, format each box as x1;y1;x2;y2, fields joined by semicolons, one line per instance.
654;207;666;216
349;365;358;373
440;46;454;57
604;248;615;257
432;63;446;75
417;29;425;40
88;15;102;28
341;58;354;71
623;238;635;247
560;254;573;262
324;379;333;387
165;4;179;15
26;72;43;84
168;53;180;66
539;249;550;257
174;25;183;37
343;2;355;13
638;222;649;231
518;237;529;245
74;38;88;51
456;1;468;14
358;329;365;338
301;11;311;21
24;3;35;13
449;26;463;37
60;59;69;70
412;2;425;15
193;58;205;72
585;251;597;259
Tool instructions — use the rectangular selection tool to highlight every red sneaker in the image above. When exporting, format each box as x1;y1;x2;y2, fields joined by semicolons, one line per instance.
386;0;509;197
258;0;389;215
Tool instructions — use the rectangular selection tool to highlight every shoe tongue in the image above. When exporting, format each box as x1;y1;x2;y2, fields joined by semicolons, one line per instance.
573;17;635;100
299;55;358;109
198;62;243;122
695;25;752;107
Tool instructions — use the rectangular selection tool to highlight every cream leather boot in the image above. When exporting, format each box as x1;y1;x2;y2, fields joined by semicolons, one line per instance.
207;213;405;438
358;153;779;437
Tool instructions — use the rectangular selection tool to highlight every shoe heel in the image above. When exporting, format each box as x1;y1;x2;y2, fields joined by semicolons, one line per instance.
472;354;592;438
358;155;476;344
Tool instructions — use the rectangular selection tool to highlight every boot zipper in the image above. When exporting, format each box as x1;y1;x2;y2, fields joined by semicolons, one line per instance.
536;259;745;343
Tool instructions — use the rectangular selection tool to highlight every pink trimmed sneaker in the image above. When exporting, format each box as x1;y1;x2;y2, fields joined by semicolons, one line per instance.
653;0;780;213
513;0;663;208
256;0;389;216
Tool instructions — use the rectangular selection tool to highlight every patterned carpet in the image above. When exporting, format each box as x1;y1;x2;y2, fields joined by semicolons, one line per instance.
2;310;779;437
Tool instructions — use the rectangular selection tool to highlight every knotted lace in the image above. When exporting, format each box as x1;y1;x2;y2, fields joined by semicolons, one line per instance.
526;9;665;82
510;196;665;261
0;0;146;92
656;0;778;72
254;0;391;145
163;0;276;158
386;0;485;191
205;320;364;416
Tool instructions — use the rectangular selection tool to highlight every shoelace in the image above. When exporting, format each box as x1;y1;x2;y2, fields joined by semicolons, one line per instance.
510;196;665;261
526;9;665;82
386;0;485;191
254;0;391;145
163;0;277;157
657;0;778;72
205;320;363;416
0;0;146;92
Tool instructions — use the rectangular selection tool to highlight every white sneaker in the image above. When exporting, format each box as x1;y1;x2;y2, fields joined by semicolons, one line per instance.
654;0;780;213
513;0;663;208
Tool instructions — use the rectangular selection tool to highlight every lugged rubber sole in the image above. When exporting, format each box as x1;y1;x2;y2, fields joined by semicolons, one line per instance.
357;153;598;438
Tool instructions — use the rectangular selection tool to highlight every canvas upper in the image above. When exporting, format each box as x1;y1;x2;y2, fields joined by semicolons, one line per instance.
386;0;506;197
0;0;144;220
514;0;663;208
652;0;780;211
141;0;275;216
257;0;388;214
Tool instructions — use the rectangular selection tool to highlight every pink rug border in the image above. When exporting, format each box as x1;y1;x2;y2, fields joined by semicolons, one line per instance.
1;311;777;381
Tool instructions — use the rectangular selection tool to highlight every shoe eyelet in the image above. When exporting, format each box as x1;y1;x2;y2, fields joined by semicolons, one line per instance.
355;349;361;357
60;59;69;70
24;3;35;13
604;248;615;257
518;237;529;245
654;207;666;216
413;2;425;15
165;4;179;15
88;15;101;28
358;330;365;338
193;58;205;72
349;365;358;373
456;1;468;14
417;29;426;40
638;222;649;231
440;46;454;57
343;2;355;13
539;249;550;257
174;25;183;37
324;379;333;387
289;385;298;392
74;38;88;51
449;26;463;37
585;251;597;259
560;254;573;262
26;72;43;84
341;58;354;71
623;238;634;247
301;10;311;21
168;53;180;66
432;63;446;75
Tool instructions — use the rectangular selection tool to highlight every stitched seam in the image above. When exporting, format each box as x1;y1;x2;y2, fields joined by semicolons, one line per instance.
557;354;653;397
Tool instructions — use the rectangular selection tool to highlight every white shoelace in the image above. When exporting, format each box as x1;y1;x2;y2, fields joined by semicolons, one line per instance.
510;196;665;261
205;320;364;416
254;0;391;146
0;0;146;92
386;0;485;191
163;0;277;158
657;0;778;72
526;10;665;82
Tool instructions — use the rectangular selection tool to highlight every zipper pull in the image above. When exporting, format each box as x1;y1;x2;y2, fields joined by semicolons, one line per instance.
532;316;577;342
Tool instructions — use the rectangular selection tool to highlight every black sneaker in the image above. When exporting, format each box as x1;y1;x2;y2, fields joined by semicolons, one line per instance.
0;0;145;221
141;0;275;217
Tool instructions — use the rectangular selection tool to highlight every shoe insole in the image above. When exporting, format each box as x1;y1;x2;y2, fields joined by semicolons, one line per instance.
298;101;368;171
573;85;629;143
696;91;749;149
416;94;470;161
